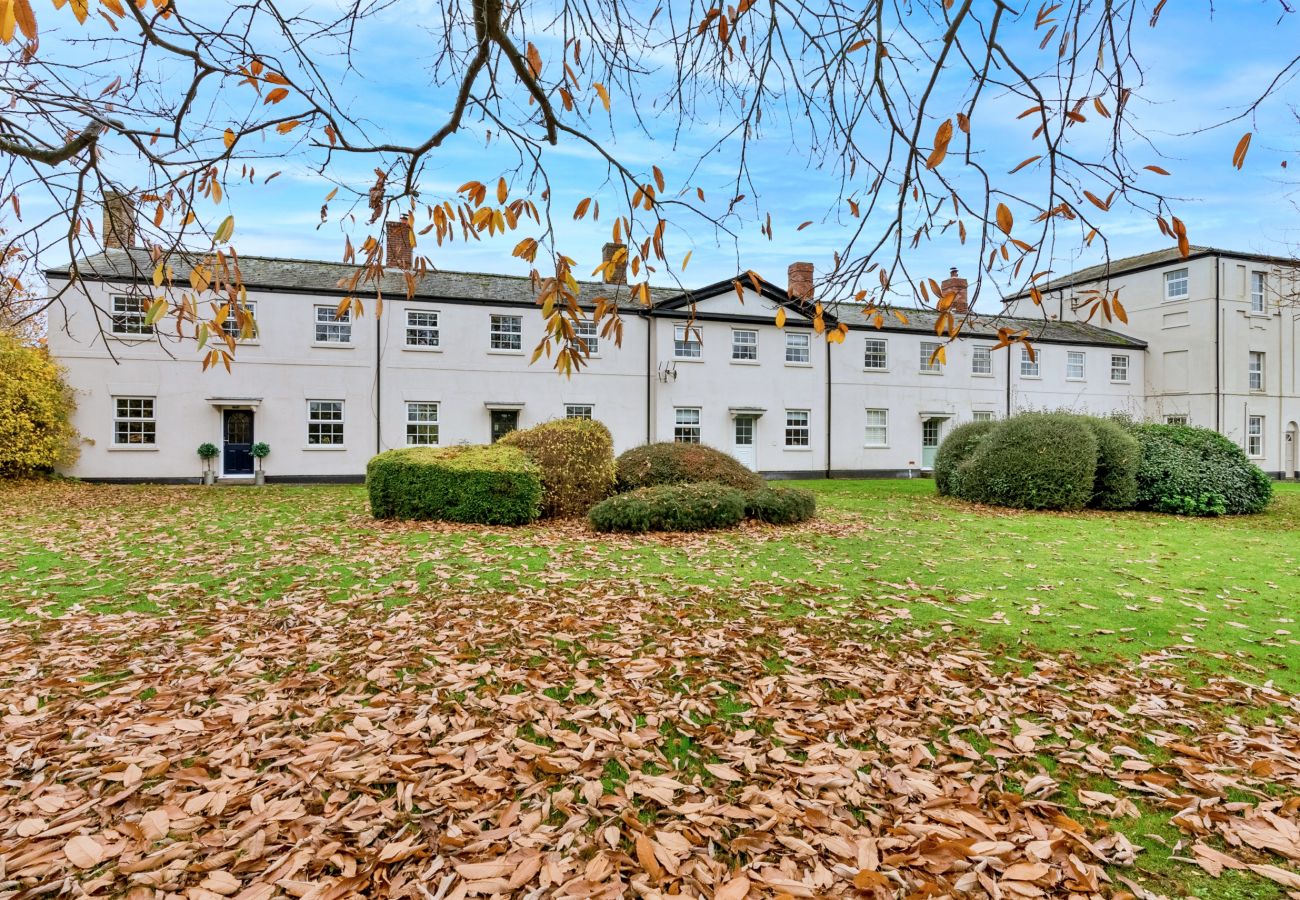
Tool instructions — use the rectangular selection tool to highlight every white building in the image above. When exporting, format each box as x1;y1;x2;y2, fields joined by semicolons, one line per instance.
44;220;1150;482
1003;247;1300;478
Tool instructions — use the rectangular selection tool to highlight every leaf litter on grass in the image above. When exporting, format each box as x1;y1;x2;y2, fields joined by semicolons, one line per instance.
2;579;1299;899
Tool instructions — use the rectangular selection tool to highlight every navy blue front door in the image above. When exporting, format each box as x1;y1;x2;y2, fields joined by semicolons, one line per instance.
223;409;255;475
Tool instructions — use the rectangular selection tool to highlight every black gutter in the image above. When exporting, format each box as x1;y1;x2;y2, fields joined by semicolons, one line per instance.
1005;344;1013;418
644;310;653;443
1214;253;1222;431
375;310;383;457
825;338;832;479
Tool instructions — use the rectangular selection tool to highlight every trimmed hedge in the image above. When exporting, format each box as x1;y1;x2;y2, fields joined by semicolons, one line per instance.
499;418;616;517
615;442;765;492
1082;417;1140;510
956;412;1099;511
744;487;816;524
933;420;997;497
588;482;746;532
367;445;542;524
1130;423;1273;516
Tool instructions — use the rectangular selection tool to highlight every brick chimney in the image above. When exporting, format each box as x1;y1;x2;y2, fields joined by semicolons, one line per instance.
941;267;969;313
788;261;814;302
601;242;626;284
103;191;136;250
385;218;412;270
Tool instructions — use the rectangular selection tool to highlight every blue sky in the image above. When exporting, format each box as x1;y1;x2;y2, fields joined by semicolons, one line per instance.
30;1;1300;308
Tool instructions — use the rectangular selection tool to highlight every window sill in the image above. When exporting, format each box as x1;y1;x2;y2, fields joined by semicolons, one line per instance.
1066;377;1086;383
108;445;159;452
863;444;890;450
232;340;261;347
731;359;760;366
919;370;944;376
863;367;890;374
403;345;443;352
1111;380;1130;385
1020;374;1042;380
783;446;813;452
312;341;354;349
785;361;813;368
304;445;348;451
108;335;154;344
487;349;524;356
672;357;704;363
970;372;994;378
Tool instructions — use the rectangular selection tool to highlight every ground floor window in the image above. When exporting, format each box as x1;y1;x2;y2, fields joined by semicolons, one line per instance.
1247;416;1264;457
1110;354;1130;383
406;402;439;445
565;404;594;420
113;396;156;445
785;410;810;447
674;407;701;443
307;400;344;445
864;409;888;446
1165;415;1188;425
972;410;994;423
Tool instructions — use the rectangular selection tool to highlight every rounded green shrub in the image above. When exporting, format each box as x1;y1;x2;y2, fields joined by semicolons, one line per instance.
933;420;997;497
615;442;764;492
743;486;816;524
588;482;746;532
955;412;1099;511
1131;424;1272;516
1080;416;1140;510
499;418;616;517
0;332;78;478
366;445;542;524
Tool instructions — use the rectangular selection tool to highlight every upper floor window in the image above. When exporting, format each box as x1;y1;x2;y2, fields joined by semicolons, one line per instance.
919;341;944;373
565;404;594;420
674;323;702;359
1019;347;1040;378
221;302;258;342
490;314;522;351
1066;350;1086;380
1164;268;1189;301
573;318;599;356
1248;351;1265;391
405;402;439;445
113;396;156;445
785;410;810;447
1250;271;1267;313
111;295;152;336
1247;415;1264;457
1110;354;1130;383
971;346;992;375
785;332;811;365
314;305;352;344
674;407;701;443
864;338;888;371
307;400;344;445
731;329;758;361
405;309;440;348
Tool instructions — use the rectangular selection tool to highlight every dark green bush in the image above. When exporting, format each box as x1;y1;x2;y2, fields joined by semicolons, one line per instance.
367;445;542;524
499;418;616;517
743;486;816;524
955;413;1099;511
588;482;746;532
615;442;764;491
1081;417;1140;510
1130;424;1272;516
933;420;997;497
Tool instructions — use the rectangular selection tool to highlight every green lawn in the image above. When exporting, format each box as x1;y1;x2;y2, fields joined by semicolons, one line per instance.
1;478;1298;899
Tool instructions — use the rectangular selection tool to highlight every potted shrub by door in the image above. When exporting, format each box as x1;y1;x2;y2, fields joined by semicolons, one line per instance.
251;442;270;485
197;442;219;485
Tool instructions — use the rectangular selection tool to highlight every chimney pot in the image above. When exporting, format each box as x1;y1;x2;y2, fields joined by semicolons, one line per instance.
941;267;970;314
385;218;413;270
788;261;814;302
103;191;136;250
602;242;627;285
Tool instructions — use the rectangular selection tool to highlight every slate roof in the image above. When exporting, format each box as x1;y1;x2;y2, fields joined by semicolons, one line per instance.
837;305;1146;348
44;248;684;310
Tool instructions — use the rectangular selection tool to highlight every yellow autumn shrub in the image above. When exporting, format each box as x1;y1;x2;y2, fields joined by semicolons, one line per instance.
0;331;78;477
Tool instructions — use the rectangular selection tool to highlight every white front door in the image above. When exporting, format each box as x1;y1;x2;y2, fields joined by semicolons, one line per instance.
733;416;757;470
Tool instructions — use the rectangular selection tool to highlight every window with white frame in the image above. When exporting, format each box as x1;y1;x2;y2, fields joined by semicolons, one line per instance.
972;411;995;422
1249;351;1265;391
1164;268;1189;301
864;338;888;370
110;295;152;336
919;340;944;373
405;309;440;348
785;410;810;447
971;346;992;375
405;402;439;445
314;305;352;343
674;407;701;443
731;329;758;361
221;302;258;341
1066;350;1086;380
112;397;156;445
565;404;594;420
1165;415;1188;425
1247;415;1264;457
1019;347;1040;377
1110;354;1130;383
307;400;344;445
573;319;599;355
674;323;702;359
864;409;888;446
490;314;522;351
1250;271;1267;313
785;332;811;364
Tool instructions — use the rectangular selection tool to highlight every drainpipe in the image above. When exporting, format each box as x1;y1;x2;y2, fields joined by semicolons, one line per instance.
375;311;382;456
825;338;832;479
1005;343;1013;417
1214;254;1222;432
645;311;653;443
